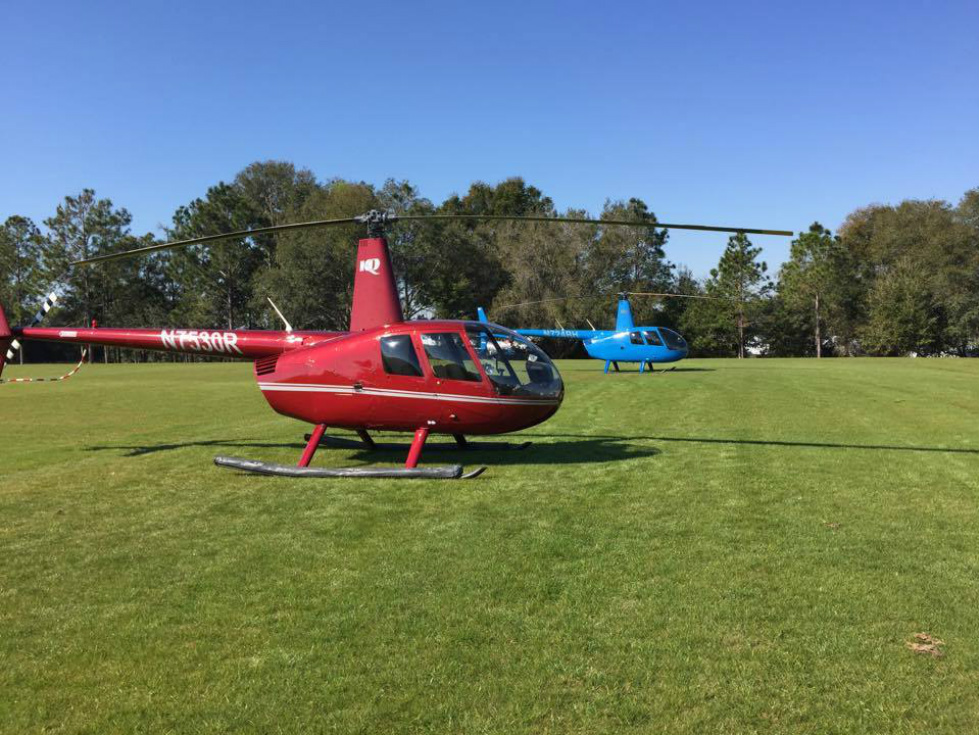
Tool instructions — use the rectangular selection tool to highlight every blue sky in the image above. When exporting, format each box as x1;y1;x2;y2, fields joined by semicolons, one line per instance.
2;0;976;276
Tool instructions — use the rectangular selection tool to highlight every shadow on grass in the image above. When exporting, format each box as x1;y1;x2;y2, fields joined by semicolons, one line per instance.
86;439;303;457
86;435;659;466
530;433;979;455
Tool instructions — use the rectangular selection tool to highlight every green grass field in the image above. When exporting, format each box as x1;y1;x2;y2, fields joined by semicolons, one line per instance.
2;358;979;734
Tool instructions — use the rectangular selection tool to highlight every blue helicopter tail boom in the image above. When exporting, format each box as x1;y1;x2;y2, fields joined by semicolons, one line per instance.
478;306;601;340
514;328;601;340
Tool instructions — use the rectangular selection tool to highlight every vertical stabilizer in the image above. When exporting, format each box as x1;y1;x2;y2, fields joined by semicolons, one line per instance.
0;302;12;379
349;237;403;331
615;298;634;332
477;307;489;324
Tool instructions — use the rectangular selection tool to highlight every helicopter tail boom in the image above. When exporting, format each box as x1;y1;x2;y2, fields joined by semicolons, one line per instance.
12;325;343;360
515;328;600;340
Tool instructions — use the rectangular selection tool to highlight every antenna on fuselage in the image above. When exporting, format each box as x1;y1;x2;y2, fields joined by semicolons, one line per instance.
266;297;294;333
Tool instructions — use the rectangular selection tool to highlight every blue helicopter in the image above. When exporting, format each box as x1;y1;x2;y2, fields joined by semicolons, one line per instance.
478;293;691;373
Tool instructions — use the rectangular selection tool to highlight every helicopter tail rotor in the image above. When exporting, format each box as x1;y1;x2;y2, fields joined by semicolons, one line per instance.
0;301;12;379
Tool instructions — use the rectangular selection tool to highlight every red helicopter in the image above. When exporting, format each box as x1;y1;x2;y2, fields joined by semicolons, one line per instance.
0;211;791;478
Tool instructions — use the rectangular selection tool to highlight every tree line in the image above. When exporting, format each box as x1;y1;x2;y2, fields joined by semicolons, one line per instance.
2;160;977;361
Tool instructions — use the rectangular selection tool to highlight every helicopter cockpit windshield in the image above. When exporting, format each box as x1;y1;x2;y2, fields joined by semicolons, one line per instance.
660;328;688;351
465;325;563;399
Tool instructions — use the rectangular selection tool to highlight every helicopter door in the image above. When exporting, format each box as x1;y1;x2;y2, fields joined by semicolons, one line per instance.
372;333;432;428
419;333;483;384
418;332;490;425
643;330;663;346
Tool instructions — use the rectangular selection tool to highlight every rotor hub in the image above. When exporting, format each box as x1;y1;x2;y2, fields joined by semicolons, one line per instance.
355;210;398;237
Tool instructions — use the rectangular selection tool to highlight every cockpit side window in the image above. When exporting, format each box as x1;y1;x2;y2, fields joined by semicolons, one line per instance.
420;332;482;382
380;334;424;377
629;331;644;345
643;330;663;346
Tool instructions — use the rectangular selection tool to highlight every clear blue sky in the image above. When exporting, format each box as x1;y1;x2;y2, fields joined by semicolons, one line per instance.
2;0;977;276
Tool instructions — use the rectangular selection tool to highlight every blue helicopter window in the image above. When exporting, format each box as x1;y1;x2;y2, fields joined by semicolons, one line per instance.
629;331;644;345
660;328;687;351
420;333;482;382
465;325;562;398
380;334;424;377
643;330;663;346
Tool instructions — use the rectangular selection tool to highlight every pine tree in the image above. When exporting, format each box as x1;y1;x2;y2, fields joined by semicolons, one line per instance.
708;233;769;358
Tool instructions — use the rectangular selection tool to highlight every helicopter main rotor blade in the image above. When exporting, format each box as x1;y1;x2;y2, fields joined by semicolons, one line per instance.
397;214;793;237
493;295;606;312
71;216;362;266
627;291;735;301
494;291;734;312
71;209;794;267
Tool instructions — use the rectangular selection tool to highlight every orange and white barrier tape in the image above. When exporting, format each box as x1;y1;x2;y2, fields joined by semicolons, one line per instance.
1;348;87;384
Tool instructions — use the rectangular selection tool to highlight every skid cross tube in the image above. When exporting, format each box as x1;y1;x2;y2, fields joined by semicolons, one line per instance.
406;428;429;469
356;429;376;448
211;424;488;479
299;424;327;467
304;433;532;452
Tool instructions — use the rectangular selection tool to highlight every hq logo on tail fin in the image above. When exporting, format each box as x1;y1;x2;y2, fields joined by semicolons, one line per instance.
349;239;402;331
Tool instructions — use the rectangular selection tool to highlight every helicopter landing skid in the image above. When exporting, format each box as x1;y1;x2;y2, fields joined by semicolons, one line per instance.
304;434;532;452
213;456;486;479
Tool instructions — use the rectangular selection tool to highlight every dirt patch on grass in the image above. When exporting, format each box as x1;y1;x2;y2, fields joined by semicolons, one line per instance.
906;632;945;658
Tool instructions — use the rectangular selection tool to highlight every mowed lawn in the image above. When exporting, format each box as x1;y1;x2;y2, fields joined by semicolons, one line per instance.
2;358;978;734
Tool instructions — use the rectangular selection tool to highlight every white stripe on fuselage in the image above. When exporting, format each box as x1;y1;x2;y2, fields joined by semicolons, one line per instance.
256;382;560;406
